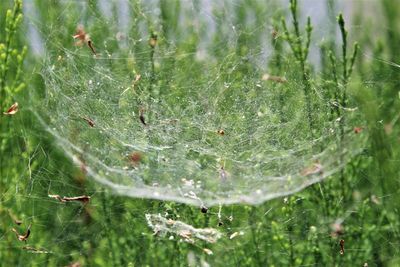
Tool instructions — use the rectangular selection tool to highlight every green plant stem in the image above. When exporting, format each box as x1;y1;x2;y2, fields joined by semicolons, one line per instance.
282;0;314;133
101;191;119;266
0;1;22;102
249;207;263;266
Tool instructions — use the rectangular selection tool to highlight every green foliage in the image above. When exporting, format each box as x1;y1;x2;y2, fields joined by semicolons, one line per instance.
0;0;26;99
281;0;314;130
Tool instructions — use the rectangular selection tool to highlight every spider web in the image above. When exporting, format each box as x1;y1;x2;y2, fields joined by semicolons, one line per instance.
3;0;399;266
30;0;365;207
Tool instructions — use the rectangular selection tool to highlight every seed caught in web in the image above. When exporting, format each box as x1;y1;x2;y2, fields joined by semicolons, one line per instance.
3;102;19;115
129;151;142;166
12;224;31;242
262;74;287;83
339;239;345;255
201;206;208;214
82;117;95;127
139;108;147;126
48;194;91;203
217;129;225;136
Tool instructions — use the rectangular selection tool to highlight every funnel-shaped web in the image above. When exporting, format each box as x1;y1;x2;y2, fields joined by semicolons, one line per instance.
34;0;365;207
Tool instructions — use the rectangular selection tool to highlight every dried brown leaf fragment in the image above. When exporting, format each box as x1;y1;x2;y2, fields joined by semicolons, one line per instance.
129;151;143;166
3;102;19;115
12;224;31;242
82;117;95;127
339;239;345;255
49;194;91;203
353;127;363;134
73;25;97;55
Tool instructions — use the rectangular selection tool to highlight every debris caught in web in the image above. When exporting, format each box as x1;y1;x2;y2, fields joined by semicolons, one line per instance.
82;117;95;127
145;214;222;244
3;102;19;115
203;248;213;255
339;239;345;255
72;25;96;55
301;161;323;176
12;224;31;242
48;194;91;203
129;151;143;167
139;107;147;126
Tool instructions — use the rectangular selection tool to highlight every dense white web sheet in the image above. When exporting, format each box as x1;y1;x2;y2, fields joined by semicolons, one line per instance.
32;0;366;207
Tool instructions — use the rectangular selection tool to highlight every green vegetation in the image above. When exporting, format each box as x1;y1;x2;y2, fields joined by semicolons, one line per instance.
1;0;399;266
